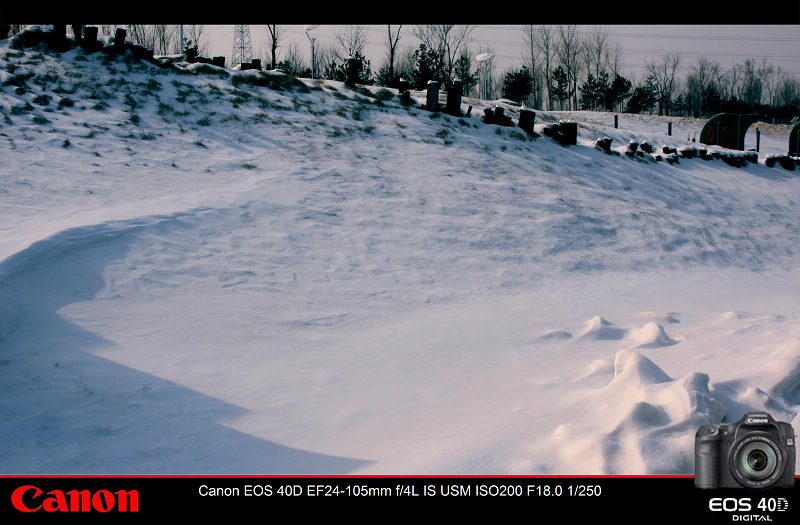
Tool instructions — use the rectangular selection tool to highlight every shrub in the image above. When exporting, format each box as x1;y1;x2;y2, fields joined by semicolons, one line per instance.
3;72;33;87
374;88;394;101
190;63;231;79
32;94;51;106
352;104;368;121
10;102;33;115
143;79;162;94
157;102;174;116
231;72;310;93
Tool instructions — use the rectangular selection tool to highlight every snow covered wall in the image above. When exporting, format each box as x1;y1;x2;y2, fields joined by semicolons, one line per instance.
1;29;799;475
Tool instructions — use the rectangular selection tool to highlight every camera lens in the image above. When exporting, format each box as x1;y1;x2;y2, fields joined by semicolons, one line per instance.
747;450;768;471
737;442;778;480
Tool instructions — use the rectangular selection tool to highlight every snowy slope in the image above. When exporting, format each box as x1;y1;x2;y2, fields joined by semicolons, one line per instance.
2;29;800;474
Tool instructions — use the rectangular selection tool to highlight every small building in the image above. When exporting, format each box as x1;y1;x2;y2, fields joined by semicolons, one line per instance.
699;113;762;151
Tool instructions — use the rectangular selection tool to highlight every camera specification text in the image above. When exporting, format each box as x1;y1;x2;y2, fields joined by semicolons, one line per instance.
197;483;603;498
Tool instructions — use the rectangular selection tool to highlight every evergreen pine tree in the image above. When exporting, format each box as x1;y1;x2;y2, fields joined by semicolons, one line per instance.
609;74;632;112
502;66;534;105
551;66;571;110
453;51;478;96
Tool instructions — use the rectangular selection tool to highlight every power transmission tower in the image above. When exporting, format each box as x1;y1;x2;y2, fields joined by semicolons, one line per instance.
232;25;253;68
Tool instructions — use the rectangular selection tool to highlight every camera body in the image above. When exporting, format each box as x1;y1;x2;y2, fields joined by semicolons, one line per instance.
695;412;796;489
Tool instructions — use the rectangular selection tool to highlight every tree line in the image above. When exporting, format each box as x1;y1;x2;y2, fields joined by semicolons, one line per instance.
273;25;479;91
508;26;799;123
275;24;800;123
6;25;798;122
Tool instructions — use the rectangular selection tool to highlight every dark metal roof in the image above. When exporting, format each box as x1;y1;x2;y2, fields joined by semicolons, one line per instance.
699;113;762;151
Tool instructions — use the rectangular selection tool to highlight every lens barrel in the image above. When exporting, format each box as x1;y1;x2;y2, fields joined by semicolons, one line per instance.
729;432;786;489
738;442;778;480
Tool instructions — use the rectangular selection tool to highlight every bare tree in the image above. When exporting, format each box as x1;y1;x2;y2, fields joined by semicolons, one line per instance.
645;52;681;116
334;25;369;61
393;46;417;83
151;25;177;55
556;25;583;110
606;40;625;80
182;25;208;56
315;41;338;78
413;24;475;87
736;58;763;107
756;58;779;108
384;25;403;86
776;75;800;108
767;66;789;108
584;25;609;79
524;25;557;110
126;25;151;48
685;56;720;117
96;25;117;38
720;65;741;102
124;25;180;55
521;33;543;109
280;41;306;76
264;25;283;70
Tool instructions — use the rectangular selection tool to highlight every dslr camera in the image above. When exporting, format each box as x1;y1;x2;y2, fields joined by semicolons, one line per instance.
695;411;795;489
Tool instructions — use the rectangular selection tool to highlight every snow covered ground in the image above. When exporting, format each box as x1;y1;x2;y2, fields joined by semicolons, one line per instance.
2;29;800;475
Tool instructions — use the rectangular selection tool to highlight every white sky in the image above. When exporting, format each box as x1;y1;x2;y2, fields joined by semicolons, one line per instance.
198;25;800;82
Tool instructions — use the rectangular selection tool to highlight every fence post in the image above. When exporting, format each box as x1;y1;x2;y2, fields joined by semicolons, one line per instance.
83;26;98;50
445;79;463;116
426;81;439;112
346;57;360;87
113;27;126;54
668;122;672;136
519;108;535;135
614;114;618;129
494;106;511;126
51;25;66;46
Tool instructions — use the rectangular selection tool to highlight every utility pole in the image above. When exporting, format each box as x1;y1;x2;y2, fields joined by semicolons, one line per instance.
305;25;319;79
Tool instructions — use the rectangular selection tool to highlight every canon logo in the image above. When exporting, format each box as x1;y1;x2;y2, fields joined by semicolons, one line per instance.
11;485;139;513
746;418;769;424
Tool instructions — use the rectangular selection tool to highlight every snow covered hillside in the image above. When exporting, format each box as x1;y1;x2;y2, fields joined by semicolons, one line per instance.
2;29;800;475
